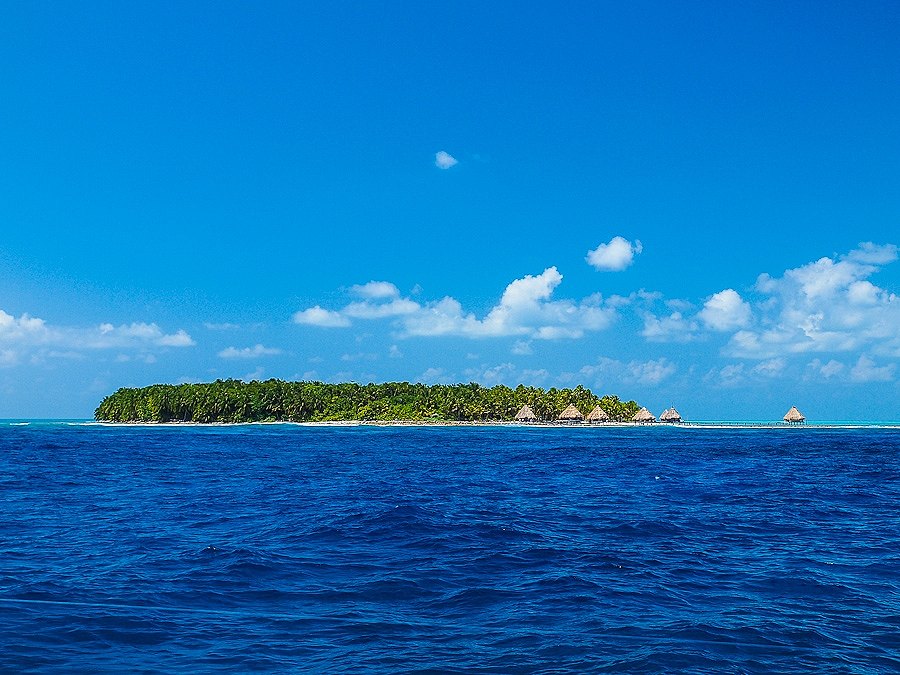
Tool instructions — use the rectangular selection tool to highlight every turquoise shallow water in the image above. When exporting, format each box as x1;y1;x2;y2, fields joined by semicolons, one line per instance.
1;422;899;672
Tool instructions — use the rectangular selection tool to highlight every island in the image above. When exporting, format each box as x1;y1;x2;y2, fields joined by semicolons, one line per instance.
94;379;642;424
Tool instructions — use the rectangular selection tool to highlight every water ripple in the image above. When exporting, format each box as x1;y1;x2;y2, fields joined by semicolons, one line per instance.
1;424;899;672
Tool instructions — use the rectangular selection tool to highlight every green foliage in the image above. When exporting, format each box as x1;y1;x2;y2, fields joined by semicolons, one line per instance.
94;379;642;423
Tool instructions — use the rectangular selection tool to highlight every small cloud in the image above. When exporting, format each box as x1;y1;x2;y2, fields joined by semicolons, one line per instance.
586;236;643;272
388;344;403;359
698;289;752;331
243;366;265;382
628;358;676;386
751;357;786;378
218;344;282;359
343;298;420;319
807;358;845;379
512;340;533;355
435;150;458;169
292;306;351;328
717;363;746;387
204;322;241;331
641;311;698;342
157;329;195;347
850;355;895;382
418;367;450;383
350;281;400;299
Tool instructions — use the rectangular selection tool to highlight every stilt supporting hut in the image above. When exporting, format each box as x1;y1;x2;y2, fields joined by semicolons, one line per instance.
632;407;656;423
514;404;537;423
557;404;584;424
660;407;682;424
586;405;610;424
783;406;806;424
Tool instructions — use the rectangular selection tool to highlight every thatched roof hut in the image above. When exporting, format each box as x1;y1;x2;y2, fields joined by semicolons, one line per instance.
632;407;656;423
586;405;610;423
557;404;584;422
514;404;536;422
660;407;682;423
783;406;806;424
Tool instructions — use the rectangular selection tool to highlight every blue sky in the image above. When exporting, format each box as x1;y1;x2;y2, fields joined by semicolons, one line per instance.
2;1;899;419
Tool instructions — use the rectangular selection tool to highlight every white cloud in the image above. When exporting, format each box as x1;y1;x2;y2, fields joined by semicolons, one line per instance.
628;358;676;385
343;298;421;319
350;281;401;299
218;344;282;359
296;267;619;341
751;357;786;378
292;306;352;328
727;242;900;358
807;358;845;379
850;355;895;382
388;344;403;359
92;323;195;348
579;356;675;388
699;289;752;331
586;236;643;272
641;311;698;342
157;330;195;347
402;267;616;339
512;340;533;355
715;363;746;387
418;367;450;383
435;150;458;169
0;309;194;366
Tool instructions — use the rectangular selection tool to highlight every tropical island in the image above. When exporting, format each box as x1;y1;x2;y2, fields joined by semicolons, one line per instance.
93;379;642;424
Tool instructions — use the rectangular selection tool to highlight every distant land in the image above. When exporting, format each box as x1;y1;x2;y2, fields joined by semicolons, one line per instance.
93;380;641;424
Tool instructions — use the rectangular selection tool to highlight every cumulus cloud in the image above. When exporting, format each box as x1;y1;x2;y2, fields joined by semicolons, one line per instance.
628;358;676;385
699;289;752;331
435;151;458;169
157;330;195;347
293;267;618;341
218;344;282;359
751;357;786;378
292;306;352;328
586;236;643;271
726;242;900;358
0;310;51;344
0;310;194;366
350;281;401;299
641;311;698;342
343;298;421;319
512;340;533;355
850;355;895;382
807;358;845;379
94;323;196;348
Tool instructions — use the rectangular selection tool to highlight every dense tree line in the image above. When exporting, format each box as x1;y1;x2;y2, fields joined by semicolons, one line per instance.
94;379;641;423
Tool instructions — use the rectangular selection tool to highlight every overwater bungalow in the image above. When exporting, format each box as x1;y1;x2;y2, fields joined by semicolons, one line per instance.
514;404;537;422
632;407;656;423
783;406;806;424
586;405;610;424
557;404;584;423
660;407;682;424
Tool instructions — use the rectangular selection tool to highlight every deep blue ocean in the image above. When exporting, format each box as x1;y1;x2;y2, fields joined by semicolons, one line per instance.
1;422;899;673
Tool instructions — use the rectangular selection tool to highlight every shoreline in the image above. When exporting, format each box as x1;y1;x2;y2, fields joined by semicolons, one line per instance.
76;420;900;430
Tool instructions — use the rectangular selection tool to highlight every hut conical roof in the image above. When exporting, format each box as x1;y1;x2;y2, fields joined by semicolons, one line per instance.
515;404;536;421
586;405;610;421
783;406;805;422
632;407;656;422
558;404;584;420
660;407;682;422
